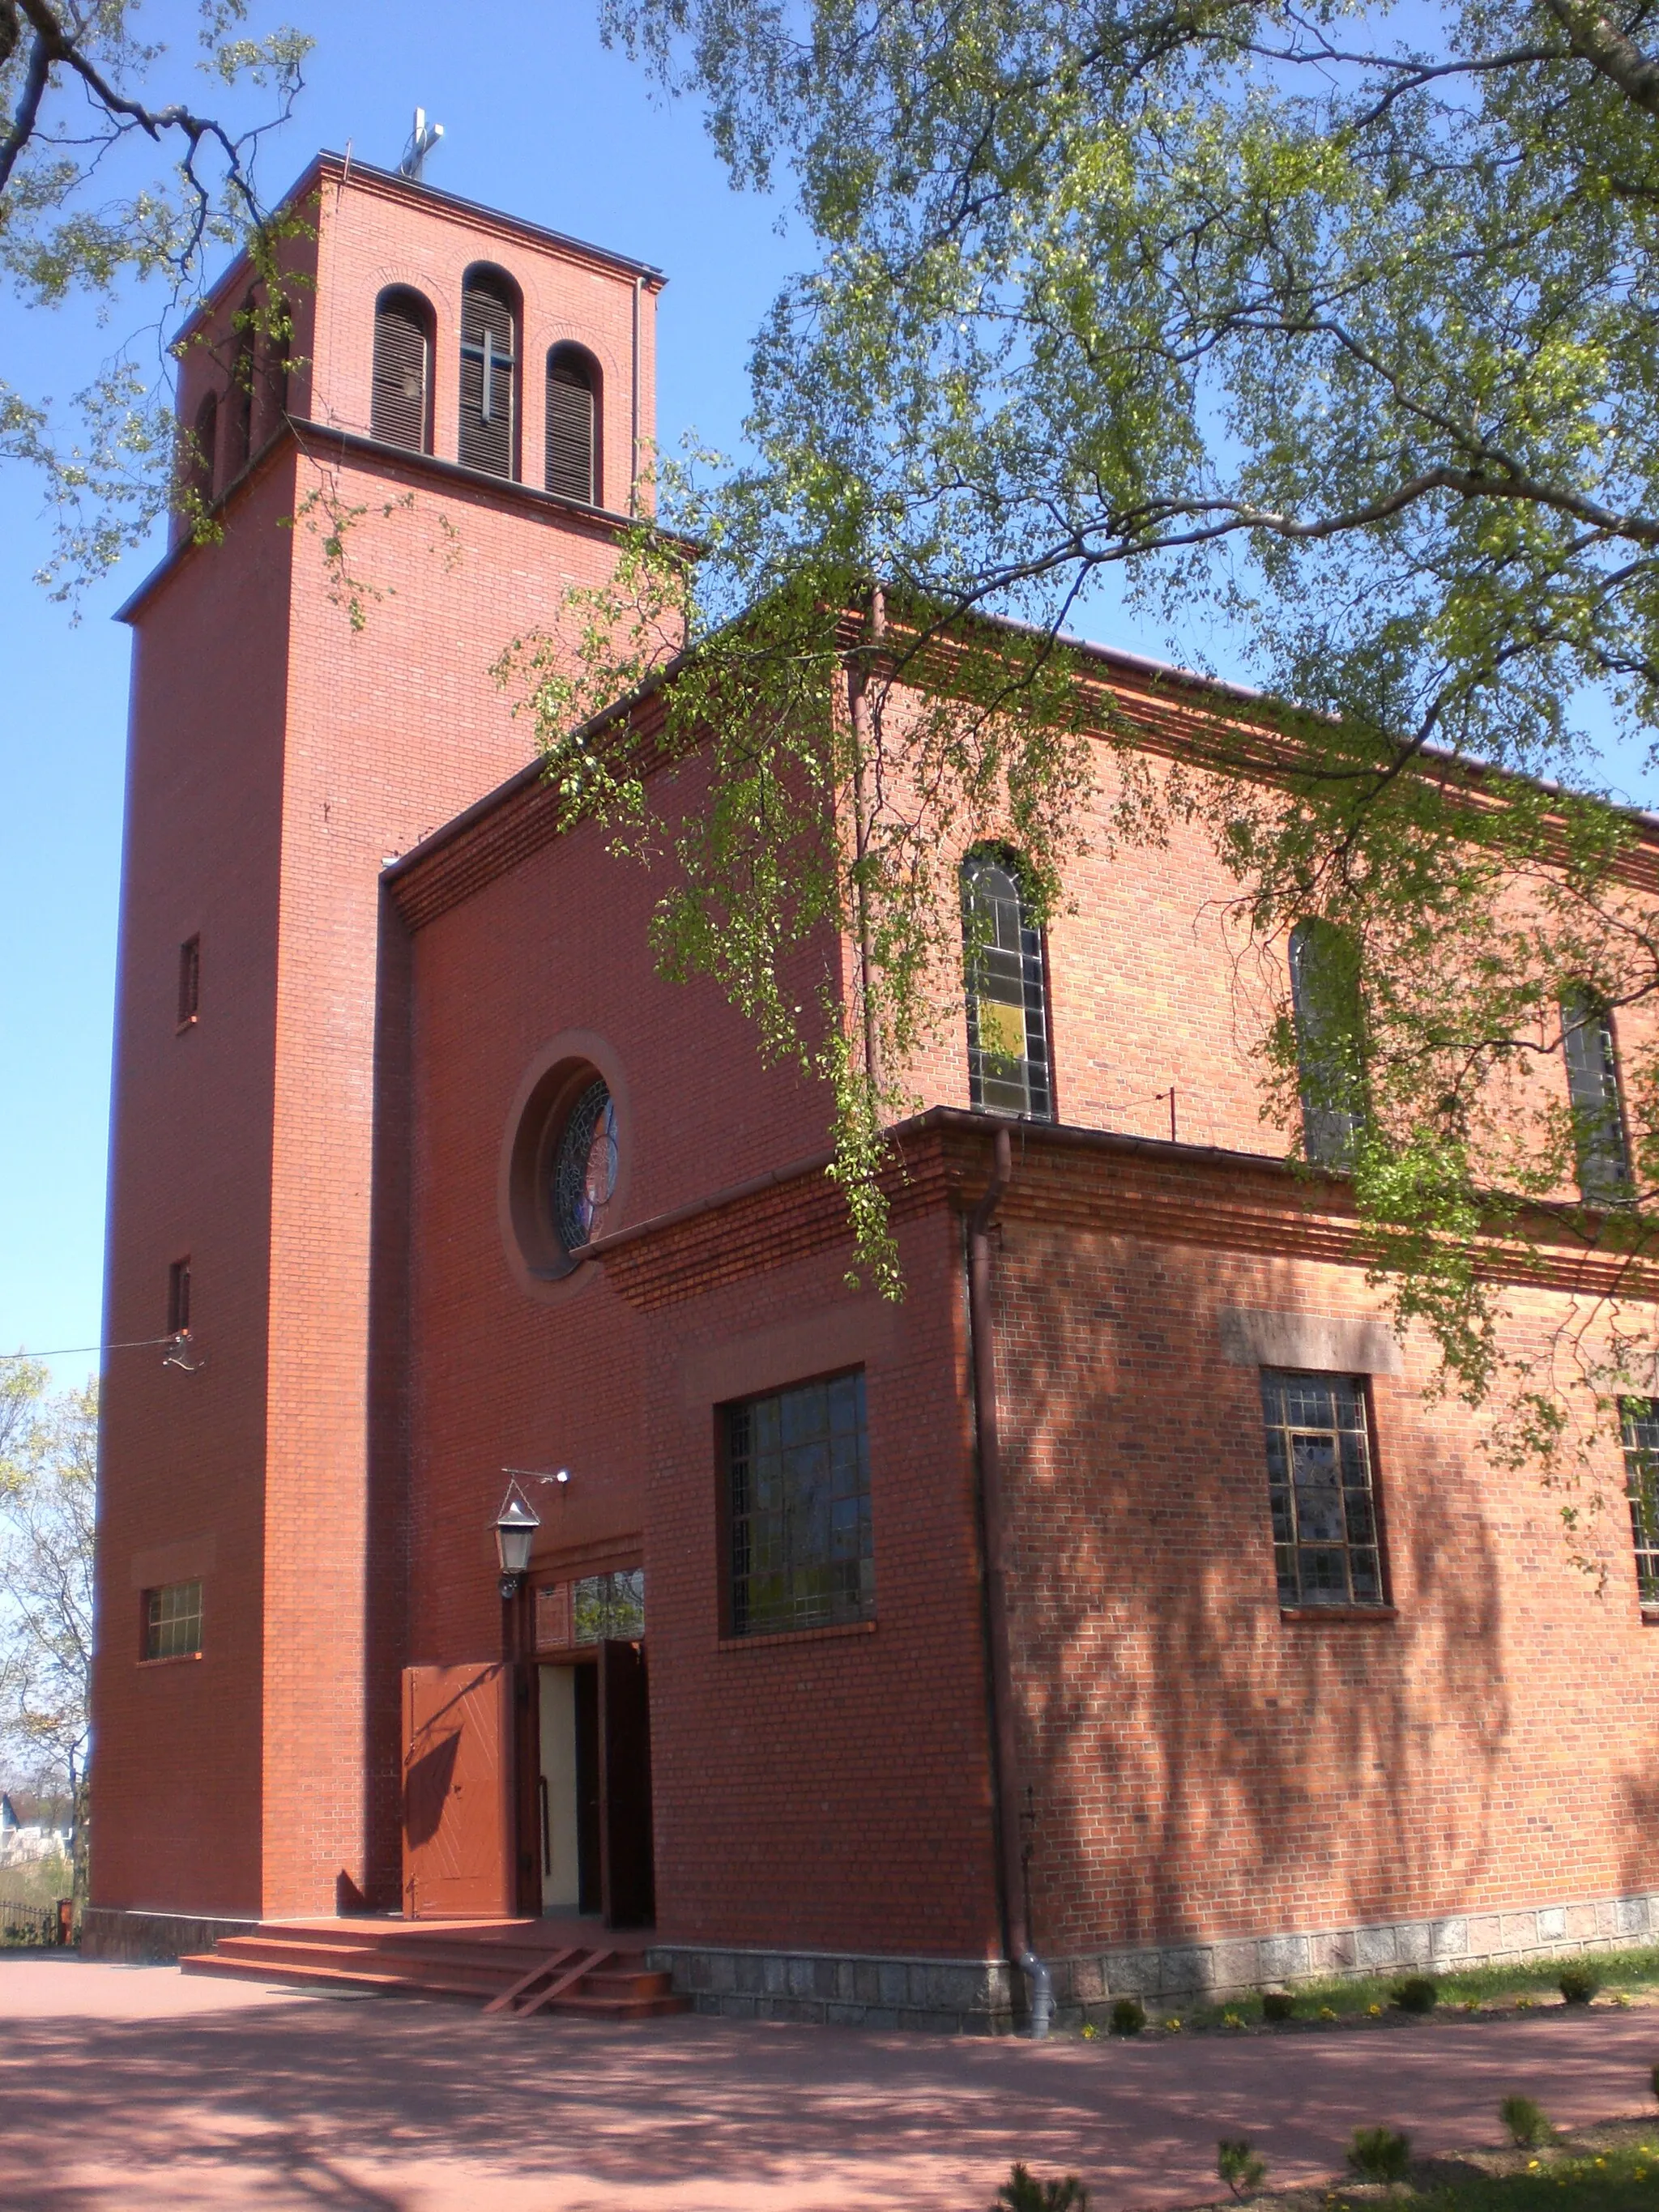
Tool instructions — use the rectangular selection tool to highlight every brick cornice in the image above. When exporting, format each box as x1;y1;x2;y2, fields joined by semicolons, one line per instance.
591;1108;1659;1311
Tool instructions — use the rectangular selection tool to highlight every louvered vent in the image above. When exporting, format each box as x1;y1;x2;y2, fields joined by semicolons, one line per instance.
190;390;218;507
459;272;516;477
372;291;430;452
545;349;595;503
224;319;255;480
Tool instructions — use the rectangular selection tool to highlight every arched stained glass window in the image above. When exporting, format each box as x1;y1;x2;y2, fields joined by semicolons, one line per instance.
1562;986;1631;1204
961;847;1053;1120
1288;918;1367;1166
371;287;433;452
458;266;518;477
545;344;598;503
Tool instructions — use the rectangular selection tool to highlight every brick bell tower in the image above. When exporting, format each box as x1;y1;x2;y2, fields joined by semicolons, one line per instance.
91;153;663;1932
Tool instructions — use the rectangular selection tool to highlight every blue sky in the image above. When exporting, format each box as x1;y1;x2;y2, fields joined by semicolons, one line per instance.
4;0;1657;1387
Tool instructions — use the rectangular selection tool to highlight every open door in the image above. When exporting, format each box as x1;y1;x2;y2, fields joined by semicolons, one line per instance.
599;1639;655;1927
402;1663;512;1919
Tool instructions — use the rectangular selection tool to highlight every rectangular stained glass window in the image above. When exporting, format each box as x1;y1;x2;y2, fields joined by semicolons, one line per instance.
727;1370;873;1637
145;1579;203;1660
572;1569;645;1643
1621;1400;1659;1609
1260;1370;1384;1608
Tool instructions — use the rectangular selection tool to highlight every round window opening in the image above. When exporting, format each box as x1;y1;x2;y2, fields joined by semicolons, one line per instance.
551;1077;618;1254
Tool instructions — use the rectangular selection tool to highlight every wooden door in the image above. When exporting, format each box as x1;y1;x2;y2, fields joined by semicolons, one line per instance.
599;1639;655;1928
402;1663;513;1920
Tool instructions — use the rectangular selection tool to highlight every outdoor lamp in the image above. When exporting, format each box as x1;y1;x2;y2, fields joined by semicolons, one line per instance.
494;1481;541;1600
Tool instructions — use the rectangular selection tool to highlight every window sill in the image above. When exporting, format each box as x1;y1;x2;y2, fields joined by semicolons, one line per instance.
719;1618;876;1653
1640;1607;1659;1626
1281;1605;1397;1623
138;1651;203;1669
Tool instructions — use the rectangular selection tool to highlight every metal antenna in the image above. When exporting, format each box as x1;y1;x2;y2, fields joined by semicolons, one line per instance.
399;108;444;181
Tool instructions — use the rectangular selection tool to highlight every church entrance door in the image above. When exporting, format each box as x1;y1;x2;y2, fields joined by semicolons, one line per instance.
599;1638;655;1926
401;1662;514;1919
536;1643;655;1925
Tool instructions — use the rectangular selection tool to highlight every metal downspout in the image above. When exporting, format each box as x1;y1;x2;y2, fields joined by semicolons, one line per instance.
968;1123;1051;2035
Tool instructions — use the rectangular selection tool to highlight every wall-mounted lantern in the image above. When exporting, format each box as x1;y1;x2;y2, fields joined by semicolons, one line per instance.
494;1480;542;1600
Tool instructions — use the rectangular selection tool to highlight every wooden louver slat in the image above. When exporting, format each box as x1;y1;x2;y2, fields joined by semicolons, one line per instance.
373;295;429;452
545;354;595;504
459;279;515;478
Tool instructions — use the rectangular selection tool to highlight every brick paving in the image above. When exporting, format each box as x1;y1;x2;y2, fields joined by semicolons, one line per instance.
4;1956;1659;2210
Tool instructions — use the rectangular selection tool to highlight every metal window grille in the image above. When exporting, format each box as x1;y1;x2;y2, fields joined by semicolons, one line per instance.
1622;1401;1659;1606
572;1570;645;1643
146;1579;203;1660
458;272;516;477
962;852;1053;1121
371;289;430;452
546;347;595;502
727;1370;873;1637
1260;1370;1384;1607
1562;988;1631;1204
1288;920;1367;1166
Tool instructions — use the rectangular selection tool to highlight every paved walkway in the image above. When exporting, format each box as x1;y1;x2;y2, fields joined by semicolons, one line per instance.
2;1957;1659;2210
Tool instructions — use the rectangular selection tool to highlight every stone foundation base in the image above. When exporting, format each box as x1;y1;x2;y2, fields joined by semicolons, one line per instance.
647;1944;1017;2033
653;1887;1659;2035
80;1907;258;1962
1056;1886;1659;2022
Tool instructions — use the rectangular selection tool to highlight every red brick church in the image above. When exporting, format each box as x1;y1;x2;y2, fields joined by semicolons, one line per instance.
85;152;1659;2029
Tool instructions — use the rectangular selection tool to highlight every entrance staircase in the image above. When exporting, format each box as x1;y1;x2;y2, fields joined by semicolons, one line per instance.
179;1916;689;2018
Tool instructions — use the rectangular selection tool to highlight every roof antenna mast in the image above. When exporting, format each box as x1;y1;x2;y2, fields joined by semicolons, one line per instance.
399;108;444;181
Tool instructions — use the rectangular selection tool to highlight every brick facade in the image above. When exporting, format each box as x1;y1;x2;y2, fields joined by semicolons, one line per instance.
92;155;1659;2018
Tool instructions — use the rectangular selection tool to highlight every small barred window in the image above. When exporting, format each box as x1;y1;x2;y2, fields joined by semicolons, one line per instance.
145;1579;203;1660
1260;1370;1385;1608
727;1370;873;1637
573;1570;645;1643
1288;920;1367;1167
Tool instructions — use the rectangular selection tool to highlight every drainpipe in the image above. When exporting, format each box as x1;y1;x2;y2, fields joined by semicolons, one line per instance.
968;1123;1050;2035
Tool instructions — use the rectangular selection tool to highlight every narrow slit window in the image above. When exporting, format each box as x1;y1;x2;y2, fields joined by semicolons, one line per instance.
1288;918;1367;1166
458;267;518;477
1621;1400;1659;1610
1260;1370;1385;1609
962;847;1054;1120
545;345;597;502
177;935;200;1027
144;1579;203;1660
167;1257;191;1337
1562;987;1631;1204
371;287;433;453
726;1370;873;1637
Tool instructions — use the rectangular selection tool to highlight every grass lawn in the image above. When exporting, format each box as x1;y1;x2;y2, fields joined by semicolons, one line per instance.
1081;1945;1659;2037
1243;2120;1659;2212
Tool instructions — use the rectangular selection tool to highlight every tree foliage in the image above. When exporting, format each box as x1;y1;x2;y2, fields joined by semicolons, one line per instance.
490;0;1659;1540
1;0;310;595
0;1362;95;1893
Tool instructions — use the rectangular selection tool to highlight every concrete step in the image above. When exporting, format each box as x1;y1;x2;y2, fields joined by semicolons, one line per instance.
181;1921;686;2019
